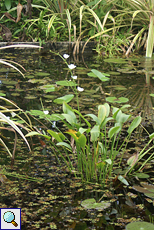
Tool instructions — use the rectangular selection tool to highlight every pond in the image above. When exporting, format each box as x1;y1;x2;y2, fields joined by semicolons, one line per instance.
0;47;154;230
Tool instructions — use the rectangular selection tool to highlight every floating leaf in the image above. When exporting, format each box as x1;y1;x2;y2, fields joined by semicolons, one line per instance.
133;173;149;179
81;198;111;210
91;69;110;81
106;97;129;104
35;72;50;76
54;94;74;104
126;221;154;230
104;58;127;63
56;80;77;86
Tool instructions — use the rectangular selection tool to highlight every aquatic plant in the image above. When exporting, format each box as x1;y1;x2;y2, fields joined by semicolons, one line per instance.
126;221;154;230
26;53;145;185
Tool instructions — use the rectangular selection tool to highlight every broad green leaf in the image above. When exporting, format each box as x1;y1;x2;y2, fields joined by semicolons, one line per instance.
56;142;72;150
48;114;65;121
47;130;63;142
54;94;74;104
108;126;120;138
5;0;11;10
81;198;111;210
85;114;99;123
106;96;129;104
56;80;77;86
134;173;149;179
112;107;120;119
78;134;87;148
98;105;106;125
79;127;88;134
116;110;131;124
127;116;141;134
100;117;113;129
90;125;100;142
63;102;77;123
103;103;110;116
62;114;76;126
118;175;129;186
87;72;110;78
91;69;110;81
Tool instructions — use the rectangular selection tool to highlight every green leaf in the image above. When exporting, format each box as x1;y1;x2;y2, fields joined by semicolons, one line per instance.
81;198;111;210
118;175;129;186
56;142;72;150
115;110;131;124
98;105;106;125
79;127;88;134
62;114;77;126
63;102;77;123
78;134;87;148
54;94;74;104
85;114;99;123
47;130;64;142
127;116;141;134
149;132;154;139
56;80;77;86
133;173;149;179
90;125;100;142
5;0;11;10
106;97;129;104
91;69;110;81
108;126;120;138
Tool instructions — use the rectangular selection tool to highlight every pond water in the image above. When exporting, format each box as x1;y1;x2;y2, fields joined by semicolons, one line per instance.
0;48;154;229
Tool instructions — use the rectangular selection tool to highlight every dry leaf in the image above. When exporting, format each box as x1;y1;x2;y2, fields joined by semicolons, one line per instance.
16;3;23;23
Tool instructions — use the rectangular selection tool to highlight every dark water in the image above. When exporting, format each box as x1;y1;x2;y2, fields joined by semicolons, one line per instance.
0;48;154;229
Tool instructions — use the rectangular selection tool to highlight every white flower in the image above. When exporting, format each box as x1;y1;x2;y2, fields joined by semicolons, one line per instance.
63;54;70;59
77;86;84;92
68;64;76;70
43;110;49;115
71;75;77;80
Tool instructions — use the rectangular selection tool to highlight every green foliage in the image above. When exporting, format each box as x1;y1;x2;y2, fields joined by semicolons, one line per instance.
108;0;154;57
25;53;142;185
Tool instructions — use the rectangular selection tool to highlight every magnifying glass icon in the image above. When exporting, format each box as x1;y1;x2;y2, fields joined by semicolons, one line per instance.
3;211;18;227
